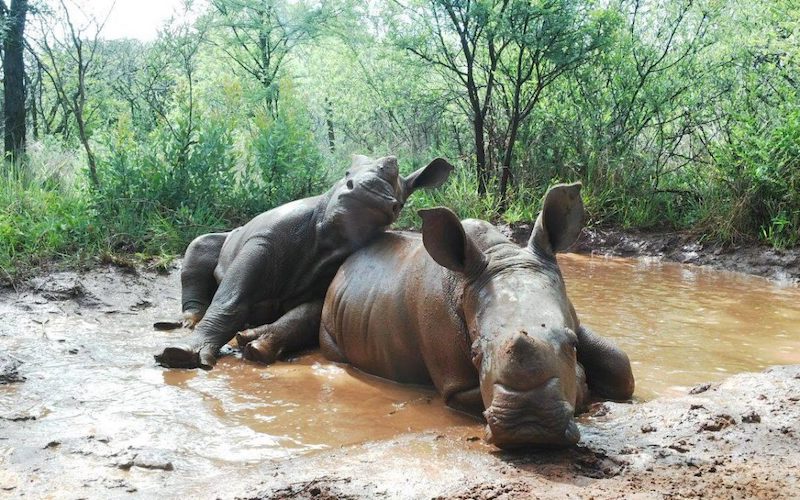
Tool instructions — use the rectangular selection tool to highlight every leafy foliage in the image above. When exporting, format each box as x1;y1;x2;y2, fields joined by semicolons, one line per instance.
1;0;799;281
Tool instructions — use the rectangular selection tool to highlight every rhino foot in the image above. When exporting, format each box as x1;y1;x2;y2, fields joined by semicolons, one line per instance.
234;329;260;348
181;311;203;329
154;344;217;370
241;336;282;366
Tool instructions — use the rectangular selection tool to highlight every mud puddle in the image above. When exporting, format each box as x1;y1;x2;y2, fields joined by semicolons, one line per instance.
1;255;798;498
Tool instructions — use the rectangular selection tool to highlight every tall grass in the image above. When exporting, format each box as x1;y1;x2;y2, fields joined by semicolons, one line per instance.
0;163;103;281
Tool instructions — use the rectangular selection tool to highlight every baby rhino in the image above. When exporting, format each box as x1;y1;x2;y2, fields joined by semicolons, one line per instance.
320;183;634;448
155;155;453;369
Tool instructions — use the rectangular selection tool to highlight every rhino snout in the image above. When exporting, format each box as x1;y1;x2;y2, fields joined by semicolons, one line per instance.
483;378;579;449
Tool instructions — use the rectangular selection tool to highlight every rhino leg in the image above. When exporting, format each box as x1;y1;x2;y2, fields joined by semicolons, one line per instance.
181;232;228;328
576;325;635;401
156;242;271;370
238;300;323;365
319;318;347;363
445;387;484;417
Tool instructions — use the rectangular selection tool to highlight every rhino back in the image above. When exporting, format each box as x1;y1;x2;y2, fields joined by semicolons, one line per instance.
214;194;352;311
322;232;477;395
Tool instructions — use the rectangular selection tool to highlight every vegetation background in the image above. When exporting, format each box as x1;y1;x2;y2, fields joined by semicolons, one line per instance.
1;0;798;282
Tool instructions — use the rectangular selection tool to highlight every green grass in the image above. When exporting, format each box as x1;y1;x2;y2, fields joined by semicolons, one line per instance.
0;167;103;281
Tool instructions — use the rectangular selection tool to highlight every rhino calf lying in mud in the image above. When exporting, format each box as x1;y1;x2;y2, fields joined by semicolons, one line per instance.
154;155;453;369
320;183;635;448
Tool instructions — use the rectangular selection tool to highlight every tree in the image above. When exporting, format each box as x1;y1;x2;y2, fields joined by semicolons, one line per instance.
28;0;111;187
1;0;29;163
396;0;511;195
493;0;613;205
209;0;334;116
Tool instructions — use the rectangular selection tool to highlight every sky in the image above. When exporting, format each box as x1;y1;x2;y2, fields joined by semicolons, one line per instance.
62;0;193;41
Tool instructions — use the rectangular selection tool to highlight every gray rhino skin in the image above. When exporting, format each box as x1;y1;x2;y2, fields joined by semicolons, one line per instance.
320;183;634;449
154;155;453;370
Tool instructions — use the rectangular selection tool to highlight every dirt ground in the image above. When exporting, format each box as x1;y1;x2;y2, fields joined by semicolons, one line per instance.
1;239;799;498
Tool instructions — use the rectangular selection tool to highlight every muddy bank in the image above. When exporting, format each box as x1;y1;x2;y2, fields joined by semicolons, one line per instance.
575;227;800;284
237;365;800;499
500;223;800;283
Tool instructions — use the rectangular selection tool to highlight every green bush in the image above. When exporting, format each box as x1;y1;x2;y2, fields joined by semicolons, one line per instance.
91;90;328;257
239;101;327;215
0;165;101;280
704;103;800;248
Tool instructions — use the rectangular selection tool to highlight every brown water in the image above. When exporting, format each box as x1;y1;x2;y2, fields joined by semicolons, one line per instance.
0;257;798;497
561;254;800;399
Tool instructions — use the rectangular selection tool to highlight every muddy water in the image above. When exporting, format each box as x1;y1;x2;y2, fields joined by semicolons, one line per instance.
561;254;800;399
1;257;799;497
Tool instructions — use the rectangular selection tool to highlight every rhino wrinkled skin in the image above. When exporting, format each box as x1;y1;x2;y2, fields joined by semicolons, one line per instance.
320;183;635;449
154;155;454;369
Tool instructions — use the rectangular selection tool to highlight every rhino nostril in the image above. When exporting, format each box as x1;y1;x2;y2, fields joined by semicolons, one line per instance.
346;179;354;190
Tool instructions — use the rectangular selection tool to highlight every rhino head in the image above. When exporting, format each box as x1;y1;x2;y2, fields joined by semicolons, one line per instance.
419;182;586;448
324;155;453;244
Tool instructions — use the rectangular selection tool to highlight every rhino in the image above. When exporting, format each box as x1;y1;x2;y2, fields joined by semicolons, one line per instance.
319;183;635;448
154;155;453;370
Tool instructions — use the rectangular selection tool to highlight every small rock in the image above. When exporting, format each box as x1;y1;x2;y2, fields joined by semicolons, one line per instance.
590;403;610;417
116;459;135;471
689;383;711;395
741;411;761;423
700;414;736;432
641;424;657;433
44;440;61;449
133;453;174;471
2;413;36;422
669;441;690;453
466;436;481;442
0;354;25;385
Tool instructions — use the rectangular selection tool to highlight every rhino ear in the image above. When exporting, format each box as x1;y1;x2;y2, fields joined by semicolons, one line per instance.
528;182;585;257
402;158;454;200
420;207;487;277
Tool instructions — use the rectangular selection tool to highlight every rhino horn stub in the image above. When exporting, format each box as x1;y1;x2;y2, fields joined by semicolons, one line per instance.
528;182;585;257
380;156;399;176
350;154;373;168
419;207;487;277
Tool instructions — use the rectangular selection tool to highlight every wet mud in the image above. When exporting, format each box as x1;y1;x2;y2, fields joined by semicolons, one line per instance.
572;226;800;284
1;257;798;498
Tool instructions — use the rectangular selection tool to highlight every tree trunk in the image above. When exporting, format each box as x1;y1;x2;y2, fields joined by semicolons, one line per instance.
325;98;335;153
474;112;488;195
498;117;521;211
3;0;29;163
